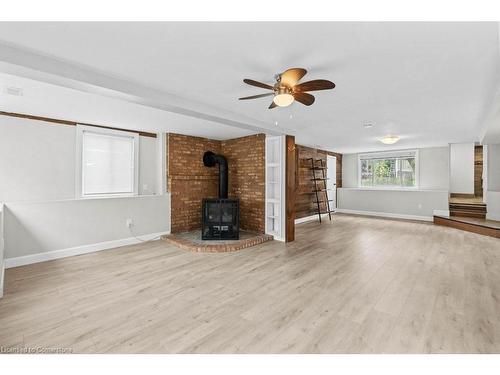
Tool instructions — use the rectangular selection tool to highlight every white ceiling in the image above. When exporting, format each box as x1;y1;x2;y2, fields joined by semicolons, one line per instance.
0;22;499;153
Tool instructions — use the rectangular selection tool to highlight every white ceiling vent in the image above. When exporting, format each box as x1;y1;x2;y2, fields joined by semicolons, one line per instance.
4;86;23;96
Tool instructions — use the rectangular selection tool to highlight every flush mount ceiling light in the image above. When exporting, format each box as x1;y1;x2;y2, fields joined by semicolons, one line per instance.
379;135;400;145
363;123;373;129
238;68;335;109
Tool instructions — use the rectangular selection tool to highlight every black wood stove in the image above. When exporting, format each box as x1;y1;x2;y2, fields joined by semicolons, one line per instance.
202;151;239;240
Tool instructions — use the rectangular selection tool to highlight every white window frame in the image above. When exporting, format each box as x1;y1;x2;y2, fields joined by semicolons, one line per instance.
357;149;419;190
76;125;139;198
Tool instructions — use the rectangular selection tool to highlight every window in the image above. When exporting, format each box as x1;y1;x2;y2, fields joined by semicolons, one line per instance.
76;125;139;197
358;150;418;188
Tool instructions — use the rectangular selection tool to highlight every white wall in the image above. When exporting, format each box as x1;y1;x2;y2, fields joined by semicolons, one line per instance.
486;144;500;220
450;142;475;194
139;136;158;195
341;146;450;190
0;116;158;203
419;147;450;190
341;154;358;188
337;188;449;220
3;194;170;267
338;146;449;220
0;116;76;202
487;144;500;191
486;191;500;221
0;116;168;280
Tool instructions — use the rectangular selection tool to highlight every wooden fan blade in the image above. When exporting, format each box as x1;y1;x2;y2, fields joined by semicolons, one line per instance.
239;93;274;100
294;92;315;106
280;68;307;87
243;79;274;90
294;79;335;92
268;101;277;109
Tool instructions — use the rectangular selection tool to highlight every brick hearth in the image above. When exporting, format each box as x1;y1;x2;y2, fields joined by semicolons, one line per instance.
162;231;273;253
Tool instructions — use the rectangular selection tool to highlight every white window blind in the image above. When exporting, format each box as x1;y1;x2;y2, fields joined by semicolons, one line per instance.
78;126;138;197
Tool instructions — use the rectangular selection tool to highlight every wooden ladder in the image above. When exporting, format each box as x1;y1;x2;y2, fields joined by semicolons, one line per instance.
308;158;333;223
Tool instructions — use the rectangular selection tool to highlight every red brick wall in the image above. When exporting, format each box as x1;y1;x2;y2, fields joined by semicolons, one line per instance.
296;145;342;219
167;134;221;233
167;133;265;233
221;134;265;233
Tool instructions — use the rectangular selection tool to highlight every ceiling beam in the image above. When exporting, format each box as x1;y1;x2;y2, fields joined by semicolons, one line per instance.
0;41;285;136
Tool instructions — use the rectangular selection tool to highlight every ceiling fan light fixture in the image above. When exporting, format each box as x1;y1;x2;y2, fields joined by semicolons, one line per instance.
241;68;334;109
379;135;400;145
273;93;294;107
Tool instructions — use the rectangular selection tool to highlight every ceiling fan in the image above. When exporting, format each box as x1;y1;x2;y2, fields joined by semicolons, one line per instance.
239;68;335;109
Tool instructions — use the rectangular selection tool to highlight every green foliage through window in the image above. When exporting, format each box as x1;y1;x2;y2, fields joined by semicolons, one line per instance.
360;153;416;188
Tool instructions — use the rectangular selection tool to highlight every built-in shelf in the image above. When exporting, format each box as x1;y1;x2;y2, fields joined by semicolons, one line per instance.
265;135;286;242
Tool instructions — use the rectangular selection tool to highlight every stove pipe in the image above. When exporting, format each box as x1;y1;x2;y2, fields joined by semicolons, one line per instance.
203;151;228;199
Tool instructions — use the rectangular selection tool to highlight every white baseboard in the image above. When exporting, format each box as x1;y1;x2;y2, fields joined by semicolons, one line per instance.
486;213;500;221
433;210;450;217
4;231;170;269
335;208;432;222
295;213;329;224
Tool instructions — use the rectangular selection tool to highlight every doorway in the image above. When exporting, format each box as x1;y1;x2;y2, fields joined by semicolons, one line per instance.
327;155;337;209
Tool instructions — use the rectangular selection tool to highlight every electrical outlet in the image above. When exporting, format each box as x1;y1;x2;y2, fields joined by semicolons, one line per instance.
126;218;133;228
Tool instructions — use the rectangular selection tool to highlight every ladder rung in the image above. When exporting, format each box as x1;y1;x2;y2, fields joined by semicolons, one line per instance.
319;210;335;214
311;178;328;181
313;200;334;204
309;167;327;170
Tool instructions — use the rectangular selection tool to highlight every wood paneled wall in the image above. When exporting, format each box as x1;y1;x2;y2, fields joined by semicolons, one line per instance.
286;136;297;242
474;145;483;197
295;145;342;219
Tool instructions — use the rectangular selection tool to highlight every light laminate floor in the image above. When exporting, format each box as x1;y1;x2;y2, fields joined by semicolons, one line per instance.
1;214;500;353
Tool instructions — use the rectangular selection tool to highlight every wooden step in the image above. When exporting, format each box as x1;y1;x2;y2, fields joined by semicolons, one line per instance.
449;201;487;219
450;193;476;198
434;216;500;238
449;203;486;211
450;210;486;219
